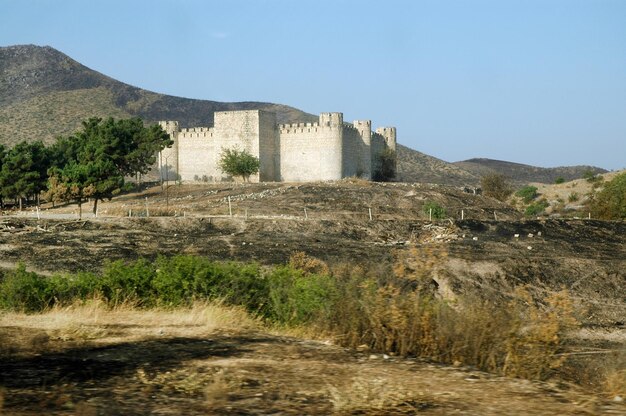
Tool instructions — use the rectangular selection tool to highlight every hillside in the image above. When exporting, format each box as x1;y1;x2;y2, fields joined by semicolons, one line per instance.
454;158;607;185
0;44;608;187
396;144;480;186
0;44;317;147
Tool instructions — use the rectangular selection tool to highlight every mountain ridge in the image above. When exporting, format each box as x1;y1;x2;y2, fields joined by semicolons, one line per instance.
0;44;607;186
454;158;607;185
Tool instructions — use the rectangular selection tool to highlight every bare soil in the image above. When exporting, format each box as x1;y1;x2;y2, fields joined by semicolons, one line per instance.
1;322;624;415
1;182;624;414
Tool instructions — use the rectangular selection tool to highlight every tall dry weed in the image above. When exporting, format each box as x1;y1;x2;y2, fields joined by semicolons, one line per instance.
504;287;578;379
326;245;580;381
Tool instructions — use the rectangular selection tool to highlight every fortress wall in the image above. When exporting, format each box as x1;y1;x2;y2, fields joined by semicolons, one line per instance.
371;132;386;175
158;111;394;184
258;111;279;182
341;125;364;177
177;133;221;182
213;110;262;182
279;113;343;181
279;127;343;181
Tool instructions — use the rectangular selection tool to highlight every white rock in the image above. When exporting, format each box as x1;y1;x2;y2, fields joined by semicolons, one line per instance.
472;237;479;241
528;233;534;238
514;234;520;238
527;246;533;250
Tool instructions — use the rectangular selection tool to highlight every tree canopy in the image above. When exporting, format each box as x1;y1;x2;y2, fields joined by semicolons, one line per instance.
0;141;50;209
0;117;171;215
49;117;173;215
218;148;260;182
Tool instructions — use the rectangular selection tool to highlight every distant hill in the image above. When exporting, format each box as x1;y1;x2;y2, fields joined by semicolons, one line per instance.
0;44;317;147
454;158;607;185
0;44;607;187
396;145;480;186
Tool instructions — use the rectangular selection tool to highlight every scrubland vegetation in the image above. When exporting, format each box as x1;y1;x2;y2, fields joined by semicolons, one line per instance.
1;249;622;397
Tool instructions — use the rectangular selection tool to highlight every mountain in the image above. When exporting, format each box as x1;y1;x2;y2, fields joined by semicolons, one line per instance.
396;145;480;186
454;158;608;185
0;44;317;147
0;44;606;187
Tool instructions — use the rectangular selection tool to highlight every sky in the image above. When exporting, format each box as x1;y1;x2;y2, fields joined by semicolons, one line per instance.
1;0;625;170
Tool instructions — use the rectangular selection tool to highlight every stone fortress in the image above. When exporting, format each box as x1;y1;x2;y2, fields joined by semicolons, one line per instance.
157;110;396;183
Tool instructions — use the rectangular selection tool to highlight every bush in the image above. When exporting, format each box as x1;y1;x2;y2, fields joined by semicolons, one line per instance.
555;177;565;184
516;185;539;203
0;264;50;311
525;200;549;216
422;201;446;220
568;192;579;203
481;174;513;201
266;267;336;325
218;148;260;182
0;252;581;383
590;172;626;220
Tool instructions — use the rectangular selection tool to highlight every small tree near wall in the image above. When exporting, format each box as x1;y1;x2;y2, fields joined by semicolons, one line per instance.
219;148;260;182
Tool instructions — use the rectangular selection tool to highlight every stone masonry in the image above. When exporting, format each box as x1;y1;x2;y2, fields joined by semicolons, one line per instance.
158;110;396;183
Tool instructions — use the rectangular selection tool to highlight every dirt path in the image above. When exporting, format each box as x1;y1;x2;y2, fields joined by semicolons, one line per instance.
1;329;623;415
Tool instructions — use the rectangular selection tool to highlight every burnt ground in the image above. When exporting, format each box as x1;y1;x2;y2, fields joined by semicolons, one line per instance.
0;325;624;416
0;182;624;414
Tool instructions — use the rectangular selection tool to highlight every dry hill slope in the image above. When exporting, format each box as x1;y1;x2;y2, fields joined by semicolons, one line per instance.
455;158;607;185
396;144;480;186
0;44;317;146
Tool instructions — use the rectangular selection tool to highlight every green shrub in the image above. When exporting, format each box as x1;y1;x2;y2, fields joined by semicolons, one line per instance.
568;192;579;203
266;266;337;325
525;200;549;216
100;258;156;306
590;172;626;220
0;264;51;311
422;201;446;220
555;177;565;184
516;185;539;203
46;271;99;304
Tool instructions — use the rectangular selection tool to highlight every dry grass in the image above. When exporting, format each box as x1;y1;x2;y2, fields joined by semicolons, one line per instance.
0;299;260;355
0;87;130;146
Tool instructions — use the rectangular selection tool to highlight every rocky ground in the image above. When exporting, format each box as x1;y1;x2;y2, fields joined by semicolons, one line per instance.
0;181;624;414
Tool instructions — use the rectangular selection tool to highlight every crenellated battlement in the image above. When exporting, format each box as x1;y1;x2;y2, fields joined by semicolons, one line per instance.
179;126;215;139
158;110;396;183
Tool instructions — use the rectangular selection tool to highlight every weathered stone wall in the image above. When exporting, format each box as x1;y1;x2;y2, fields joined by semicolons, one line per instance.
177;126;220;181
158;110;396;183
258;111;279;182
278;113;343;181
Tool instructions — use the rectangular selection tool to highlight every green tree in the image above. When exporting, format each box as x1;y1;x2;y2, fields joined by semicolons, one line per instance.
50;117;172;215
0;141;50;210
218;148;260;182
590;172;626;220
481;173;513;202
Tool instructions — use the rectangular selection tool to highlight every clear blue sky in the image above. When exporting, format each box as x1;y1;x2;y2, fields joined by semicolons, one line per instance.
2;0;625;170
